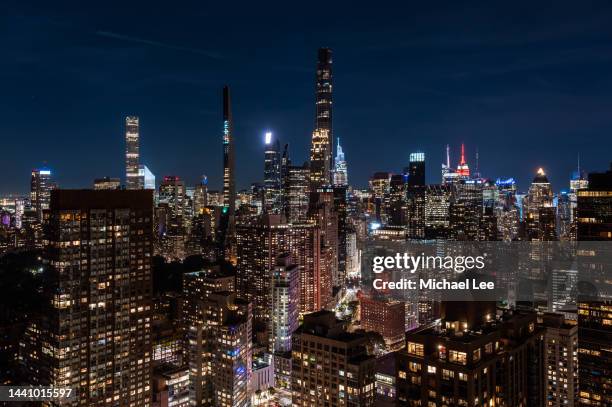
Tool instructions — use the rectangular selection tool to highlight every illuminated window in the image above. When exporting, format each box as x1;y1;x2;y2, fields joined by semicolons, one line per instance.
408;342;424;356
449;350;467;365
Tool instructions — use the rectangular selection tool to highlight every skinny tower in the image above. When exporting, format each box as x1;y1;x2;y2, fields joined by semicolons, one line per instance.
125;116;141;189
310;48;333;188
222;86;236;217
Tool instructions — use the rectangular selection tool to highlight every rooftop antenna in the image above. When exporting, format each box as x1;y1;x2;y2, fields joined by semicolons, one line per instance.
446;144;450;167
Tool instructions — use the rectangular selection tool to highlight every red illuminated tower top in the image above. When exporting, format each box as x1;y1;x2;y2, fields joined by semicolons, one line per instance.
456;143;470;177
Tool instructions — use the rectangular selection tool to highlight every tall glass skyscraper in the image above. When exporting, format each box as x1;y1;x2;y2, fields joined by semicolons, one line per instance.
407;152;425;187
264;131;282;213
125;116;141;190
30;167;53;221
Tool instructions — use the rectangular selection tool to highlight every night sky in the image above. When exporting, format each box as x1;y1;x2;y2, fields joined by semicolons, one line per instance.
2;1;612;194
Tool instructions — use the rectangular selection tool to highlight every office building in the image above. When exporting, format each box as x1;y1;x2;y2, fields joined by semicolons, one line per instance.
449;181;484;241
139;164;156;190
576;163;612;240
193;175;208;216
30;167;53;221
424;184;452;239
407;152;425;187
524;168;557;241
264;131;282;214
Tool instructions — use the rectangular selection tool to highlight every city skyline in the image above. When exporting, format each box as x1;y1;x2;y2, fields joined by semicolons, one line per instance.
3;2;612;194
2;3;612;406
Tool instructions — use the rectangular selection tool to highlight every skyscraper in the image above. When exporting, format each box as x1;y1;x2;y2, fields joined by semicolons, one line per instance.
524;168;556;241
194;175;209;215
186;291;252;407
125;116;141;189
285;163;310;223
542;313;578;406
576;163;612;240
407;152;425;187
235;215;326;332
315;48;333;141
222;86;236;217
456;143;470;179
263;131;282;213
577;300;612;406
30;167;53;221
310;48;334;188
271;253;299;354
333;137;348;186
40;189;153;406
139;164;156;190
309;128;332;189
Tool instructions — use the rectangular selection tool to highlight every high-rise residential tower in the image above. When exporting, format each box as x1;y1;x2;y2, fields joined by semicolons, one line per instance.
125;116;141;189
39;189;153;406
310;48;333;189
222;86;236;217
396;302;545;406
291;311;376;406
315;48;333;141
285;163;310;223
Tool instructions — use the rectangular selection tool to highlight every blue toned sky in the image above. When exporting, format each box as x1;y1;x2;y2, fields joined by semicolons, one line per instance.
1;1;612;193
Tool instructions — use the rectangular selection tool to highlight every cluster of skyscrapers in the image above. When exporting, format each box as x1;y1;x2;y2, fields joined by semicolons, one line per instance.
0;46;610;407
